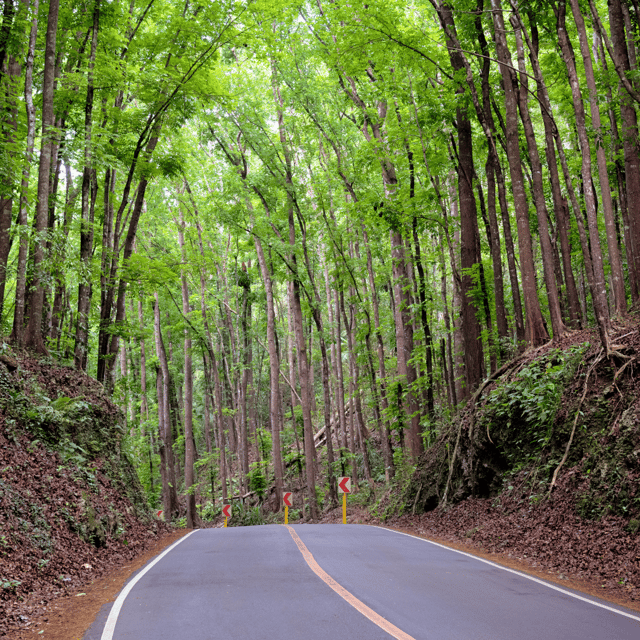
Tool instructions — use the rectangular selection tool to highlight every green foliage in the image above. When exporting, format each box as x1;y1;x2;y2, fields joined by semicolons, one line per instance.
228;502;280;527
1;579;22;592
372;450;416;520
481;344;588;466
255;427;272;461
197;501;221;521
248;462;267;499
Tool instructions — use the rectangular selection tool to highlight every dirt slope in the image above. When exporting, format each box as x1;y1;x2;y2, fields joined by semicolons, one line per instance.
0;351;168;637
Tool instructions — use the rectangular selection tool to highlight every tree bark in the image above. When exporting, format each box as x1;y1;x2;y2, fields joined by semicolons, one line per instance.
177;208;196;529
272;60;318;520
74;0;101;368
569;0;626;316
556;0;612;350
12;0;38;344
511;14;565;339
254;232;284;510
491;0;549;346
607;0;640;305
435;3;486;387
24;0;60;353
153;293;179;521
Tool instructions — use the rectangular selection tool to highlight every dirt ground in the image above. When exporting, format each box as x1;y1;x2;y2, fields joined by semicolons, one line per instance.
7;529;188;640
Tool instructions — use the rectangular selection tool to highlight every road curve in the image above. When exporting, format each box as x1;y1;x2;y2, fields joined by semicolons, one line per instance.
87;524;640;639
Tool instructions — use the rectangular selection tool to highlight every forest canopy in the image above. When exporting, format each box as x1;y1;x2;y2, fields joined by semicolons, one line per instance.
1;0;639;524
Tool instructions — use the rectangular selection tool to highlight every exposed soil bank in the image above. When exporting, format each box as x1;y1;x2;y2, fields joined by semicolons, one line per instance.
0;351;167;638
7;529;187;640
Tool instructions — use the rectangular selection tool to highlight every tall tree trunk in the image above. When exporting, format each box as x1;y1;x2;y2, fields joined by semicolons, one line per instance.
24;0;60;353
238;264;251;493
556;0;612;351
272;60;318;520
412;219;435;419
138;297;148;422
361;227;394;479
511;14;565;339
254;233;284;510
390;228;423;458
104;128;160;390
344;298;373;483
491;0;549;346
595;26;640;302
153;293;178;521
333;287;348;451
177;209;196;529
474;3;510;349
0;52;20;323
74;0;100;368
568;0;627;316
436;3;486;388
607;0;640;305
12;0;38;344
513;6;583;327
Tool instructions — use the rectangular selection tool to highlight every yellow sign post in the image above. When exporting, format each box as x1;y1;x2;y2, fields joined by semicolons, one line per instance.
337;477;351;524
223;503;231;528
283;492;293;524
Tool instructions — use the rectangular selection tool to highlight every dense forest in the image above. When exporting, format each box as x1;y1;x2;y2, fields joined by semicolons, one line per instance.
2;0;640;527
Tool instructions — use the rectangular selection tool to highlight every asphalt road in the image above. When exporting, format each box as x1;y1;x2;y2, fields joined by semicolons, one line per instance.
89;524;640;640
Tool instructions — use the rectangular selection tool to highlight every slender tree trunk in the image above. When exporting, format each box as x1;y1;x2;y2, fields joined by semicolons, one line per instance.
104;129;160;390
607;0;640;305
177;209;196;528
12;0;38;344
74;0;100;367
348;301;372;484
153;293;178;521
569;0;626;315
514;7;583;327
238;264;251;493
0;53;20;323
138;297;148;421
333;287;348;451
556;0;612;350
272;59;318;519
596;28;640;302
491;0;549;346
254;233;284;510
361;227;394;479
474;3;510;349
24;0;60;353
436;3;486;386
510;15;565;339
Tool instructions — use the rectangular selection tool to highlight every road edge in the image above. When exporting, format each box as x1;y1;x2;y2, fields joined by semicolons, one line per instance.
99;530;197;640
373;524;640;623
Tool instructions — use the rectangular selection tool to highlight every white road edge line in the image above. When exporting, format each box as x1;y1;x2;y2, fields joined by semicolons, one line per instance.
100;530;197;640
373;525;640;624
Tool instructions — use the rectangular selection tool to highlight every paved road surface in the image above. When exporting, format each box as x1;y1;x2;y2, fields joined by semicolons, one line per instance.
88;524;640;639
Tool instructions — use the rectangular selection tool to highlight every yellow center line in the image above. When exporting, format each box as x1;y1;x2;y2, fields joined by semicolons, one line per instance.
284;525;416;640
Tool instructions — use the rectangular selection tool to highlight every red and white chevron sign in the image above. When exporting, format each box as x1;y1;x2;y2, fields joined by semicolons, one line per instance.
338;477;351;494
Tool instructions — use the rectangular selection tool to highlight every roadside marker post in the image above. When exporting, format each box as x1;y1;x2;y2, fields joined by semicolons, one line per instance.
337;477;351;524
283;492;293;524
222;503;231;528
